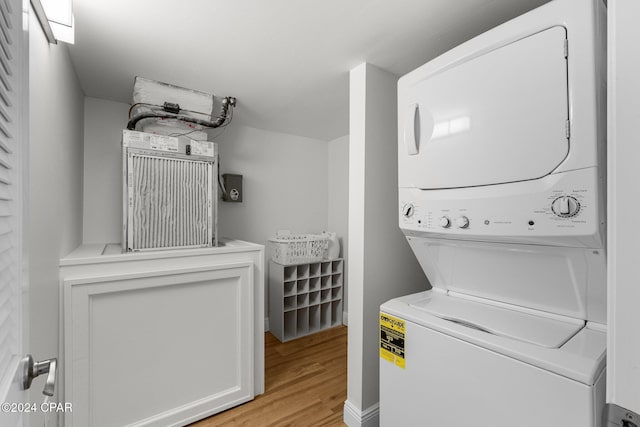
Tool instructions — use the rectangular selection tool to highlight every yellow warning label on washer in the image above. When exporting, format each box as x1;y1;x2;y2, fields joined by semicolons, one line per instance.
380;312;405;369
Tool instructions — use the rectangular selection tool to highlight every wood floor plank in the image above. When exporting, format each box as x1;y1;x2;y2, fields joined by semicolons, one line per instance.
189;326;347;427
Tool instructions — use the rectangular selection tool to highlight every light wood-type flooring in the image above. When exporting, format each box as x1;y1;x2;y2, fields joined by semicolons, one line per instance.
190;326;348;427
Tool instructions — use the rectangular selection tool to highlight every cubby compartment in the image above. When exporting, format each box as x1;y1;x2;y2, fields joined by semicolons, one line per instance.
321;261;331;276
297;293;309;308
309;291;320;305
269;259;343;342
332;259;343;274
284;295;297;311
321;275;331;290
320;302;331;329
309;263;320;277
296;264;309;279
284;281;296;297
309;277;320;292
331;300;343;327
284;265;297;282
331;273;342;287
309;305;320;333
297;308;309;335
284;311;297;341
296;279;309;294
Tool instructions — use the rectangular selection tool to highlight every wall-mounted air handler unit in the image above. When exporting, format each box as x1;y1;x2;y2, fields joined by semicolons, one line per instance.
122;130;218;252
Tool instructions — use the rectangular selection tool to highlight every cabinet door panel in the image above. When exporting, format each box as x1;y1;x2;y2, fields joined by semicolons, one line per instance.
63;263;253;427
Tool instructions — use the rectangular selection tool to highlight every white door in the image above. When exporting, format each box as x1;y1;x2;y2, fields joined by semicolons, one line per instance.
0;0;29;425
400;26;570;189
607;0;640;425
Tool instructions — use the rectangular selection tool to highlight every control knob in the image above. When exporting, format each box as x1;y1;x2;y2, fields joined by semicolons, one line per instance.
456;216;470;229
401;203;415;218
439;216;451;228
551;196;580;218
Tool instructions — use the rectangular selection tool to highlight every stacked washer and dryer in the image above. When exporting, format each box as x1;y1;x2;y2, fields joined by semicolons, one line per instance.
380;1;607;426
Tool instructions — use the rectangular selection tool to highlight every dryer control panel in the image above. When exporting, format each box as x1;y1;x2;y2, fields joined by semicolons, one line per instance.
399;168;603;248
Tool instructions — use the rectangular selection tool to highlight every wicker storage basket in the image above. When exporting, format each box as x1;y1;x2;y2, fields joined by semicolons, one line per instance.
269;234;329;264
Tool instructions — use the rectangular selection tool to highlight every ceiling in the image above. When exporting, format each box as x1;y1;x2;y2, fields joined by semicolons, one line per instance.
68;0;550;141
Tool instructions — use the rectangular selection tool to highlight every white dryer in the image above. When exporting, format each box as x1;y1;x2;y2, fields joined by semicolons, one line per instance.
380;1;607;426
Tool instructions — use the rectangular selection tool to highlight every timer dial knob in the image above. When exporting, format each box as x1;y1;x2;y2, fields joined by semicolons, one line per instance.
551;196;580;218
439;216;451;228
456;216;470;229
401;203;415;218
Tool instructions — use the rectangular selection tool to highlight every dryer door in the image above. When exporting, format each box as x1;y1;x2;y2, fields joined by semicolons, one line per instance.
400;26;569;189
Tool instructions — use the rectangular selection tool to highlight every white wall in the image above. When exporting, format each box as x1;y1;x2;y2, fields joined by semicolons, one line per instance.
214;125;329;246
29;7;85;426
81;101;330;323
82;98;329;246
83;97;129;243
606;0;640;419
328;134;349;315
215;125;329;323
344;63;427;426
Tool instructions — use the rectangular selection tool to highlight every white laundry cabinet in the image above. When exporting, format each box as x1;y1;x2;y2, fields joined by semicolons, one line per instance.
58;239;264;427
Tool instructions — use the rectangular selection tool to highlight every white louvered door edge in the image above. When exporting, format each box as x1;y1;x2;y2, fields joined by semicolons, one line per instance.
0;0;29;425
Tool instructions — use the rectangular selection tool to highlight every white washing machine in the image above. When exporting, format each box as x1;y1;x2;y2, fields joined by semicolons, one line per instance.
380;0;607;426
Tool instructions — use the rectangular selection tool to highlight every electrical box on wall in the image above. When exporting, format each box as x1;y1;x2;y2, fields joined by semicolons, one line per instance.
223;174;243;202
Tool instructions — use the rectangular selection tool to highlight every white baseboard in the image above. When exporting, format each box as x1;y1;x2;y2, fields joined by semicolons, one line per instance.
264;317;269;332
343;400;379;427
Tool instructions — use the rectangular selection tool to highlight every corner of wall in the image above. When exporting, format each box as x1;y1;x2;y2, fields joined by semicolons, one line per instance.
343;400;379;427
346;62;428;419
28;10;86;427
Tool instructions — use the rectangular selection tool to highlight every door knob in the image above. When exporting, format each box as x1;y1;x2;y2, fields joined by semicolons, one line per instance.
21;355;57;396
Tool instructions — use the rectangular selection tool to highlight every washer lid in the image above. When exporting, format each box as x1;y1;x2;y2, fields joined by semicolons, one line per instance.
401;26;569;189
409;291;584;349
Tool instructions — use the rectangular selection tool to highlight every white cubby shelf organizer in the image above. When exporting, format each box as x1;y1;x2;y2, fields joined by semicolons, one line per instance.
269;259;343;342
